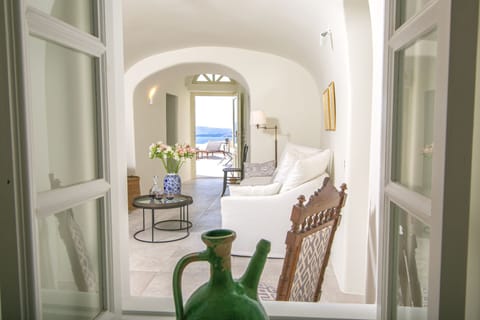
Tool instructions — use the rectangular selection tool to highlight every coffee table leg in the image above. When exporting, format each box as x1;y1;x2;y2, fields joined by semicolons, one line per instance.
151;208;155;242
177;205;190;232
179;206;184;229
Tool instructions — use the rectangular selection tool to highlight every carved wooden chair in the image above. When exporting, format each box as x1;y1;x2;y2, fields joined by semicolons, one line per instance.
265;177;347;302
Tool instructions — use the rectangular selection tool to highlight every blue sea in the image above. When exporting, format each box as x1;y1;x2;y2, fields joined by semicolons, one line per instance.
196;126;232;145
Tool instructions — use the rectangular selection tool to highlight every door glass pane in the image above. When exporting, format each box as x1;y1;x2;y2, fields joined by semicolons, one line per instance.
27;0;95;35
28;36;100;192
396;0;431;28
391;30;437;197
390;203;429;319
38;198;104;318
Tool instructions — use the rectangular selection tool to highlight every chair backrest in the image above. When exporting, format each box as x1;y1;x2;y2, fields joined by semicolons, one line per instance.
242;144;249;163
276;177;347;302
205;140;224;152
240;144;248;178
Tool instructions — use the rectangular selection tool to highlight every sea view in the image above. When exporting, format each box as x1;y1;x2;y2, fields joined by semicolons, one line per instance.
195;126;232;145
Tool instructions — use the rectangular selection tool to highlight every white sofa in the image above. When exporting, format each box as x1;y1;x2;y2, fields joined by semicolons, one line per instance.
221;143;331;258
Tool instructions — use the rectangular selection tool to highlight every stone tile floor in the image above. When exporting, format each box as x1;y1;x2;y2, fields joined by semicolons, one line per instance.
128;162;364;303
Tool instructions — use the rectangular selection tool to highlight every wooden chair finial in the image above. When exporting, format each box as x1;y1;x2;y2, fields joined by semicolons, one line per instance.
297;195;306;207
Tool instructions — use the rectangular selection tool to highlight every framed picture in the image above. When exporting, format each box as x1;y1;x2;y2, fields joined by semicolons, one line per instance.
323;81;336;131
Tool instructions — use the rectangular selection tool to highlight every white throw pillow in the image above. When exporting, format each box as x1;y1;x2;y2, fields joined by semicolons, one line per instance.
280;149;331;192
273;149;302;183
273;143;323;184
283;142;322;156
229;182;282;196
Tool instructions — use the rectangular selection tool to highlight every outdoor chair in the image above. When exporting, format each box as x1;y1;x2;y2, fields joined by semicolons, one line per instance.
221;144;248;196
197;140;225;159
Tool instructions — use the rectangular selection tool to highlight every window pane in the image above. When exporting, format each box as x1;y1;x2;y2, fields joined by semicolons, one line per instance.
390;203;429;319
396;0;431;28
38;199;104;318
391;31;437;197
27;0;95;35
28;36;100;192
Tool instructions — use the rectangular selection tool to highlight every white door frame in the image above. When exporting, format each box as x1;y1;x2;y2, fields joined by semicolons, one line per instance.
0;1;33;317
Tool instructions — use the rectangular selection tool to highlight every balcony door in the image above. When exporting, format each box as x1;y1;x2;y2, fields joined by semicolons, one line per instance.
1;0;123;318
379;1;478;319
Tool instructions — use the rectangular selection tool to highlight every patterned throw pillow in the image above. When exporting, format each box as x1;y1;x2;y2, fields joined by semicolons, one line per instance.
244;160;276;178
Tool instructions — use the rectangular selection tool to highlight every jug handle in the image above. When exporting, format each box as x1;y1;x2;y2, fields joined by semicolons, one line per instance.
173;251;208;320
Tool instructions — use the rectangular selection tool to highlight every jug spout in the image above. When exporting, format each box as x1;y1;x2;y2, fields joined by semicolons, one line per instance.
240;239;271;299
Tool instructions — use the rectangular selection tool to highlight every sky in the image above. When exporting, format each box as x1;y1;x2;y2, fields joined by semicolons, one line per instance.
195;95;235;129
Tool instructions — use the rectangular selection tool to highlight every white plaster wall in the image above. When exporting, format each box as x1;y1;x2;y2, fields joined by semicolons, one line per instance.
466;10;480;318
125;47;322;171
133;69;191;194
309;0;373;295
341;1;372;296
313;1;352;293
365;0;385;303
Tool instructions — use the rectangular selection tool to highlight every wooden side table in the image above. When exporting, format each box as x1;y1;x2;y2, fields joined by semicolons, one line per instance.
127;175;140;211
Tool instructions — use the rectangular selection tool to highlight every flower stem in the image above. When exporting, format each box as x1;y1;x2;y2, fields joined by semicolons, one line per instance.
161;158;168;173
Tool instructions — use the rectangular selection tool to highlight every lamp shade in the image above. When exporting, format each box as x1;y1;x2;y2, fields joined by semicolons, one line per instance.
250;110;267;126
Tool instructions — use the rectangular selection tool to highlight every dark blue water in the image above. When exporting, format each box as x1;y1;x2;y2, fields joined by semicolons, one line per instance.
196;126;232;145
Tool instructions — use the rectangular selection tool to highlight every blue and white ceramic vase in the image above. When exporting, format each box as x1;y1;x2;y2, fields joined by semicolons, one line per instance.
164;173;181;195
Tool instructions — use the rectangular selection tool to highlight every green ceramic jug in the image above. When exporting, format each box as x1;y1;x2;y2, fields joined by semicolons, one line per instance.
173;229;271;320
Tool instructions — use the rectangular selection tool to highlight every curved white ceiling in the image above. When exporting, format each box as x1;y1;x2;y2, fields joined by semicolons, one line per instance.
122;0;332;74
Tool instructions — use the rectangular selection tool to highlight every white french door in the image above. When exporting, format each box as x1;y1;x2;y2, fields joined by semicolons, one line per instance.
1;0;123;318
232;94;244;167
379;1;478;319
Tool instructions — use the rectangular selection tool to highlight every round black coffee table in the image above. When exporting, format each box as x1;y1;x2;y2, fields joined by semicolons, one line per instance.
132;194;193;243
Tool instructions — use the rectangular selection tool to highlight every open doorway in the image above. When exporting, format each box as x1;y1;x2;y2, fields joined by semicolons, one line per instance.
166;93;178;146
194;94;238;177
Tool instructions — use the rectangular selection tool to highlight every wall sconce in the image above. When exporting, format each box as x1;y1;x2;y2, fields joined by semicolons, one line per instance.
320;28;333;50
148;86;158;104
250;110;278;167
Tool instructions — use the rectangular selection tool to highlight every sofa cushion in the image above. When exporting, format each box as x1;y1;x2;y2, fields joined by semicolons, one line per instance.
244;160;276;178
229;182;282;196
280;149;331;192
273;150;301;183
240;176;274;186
283;142;323;156
273;143;323;184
